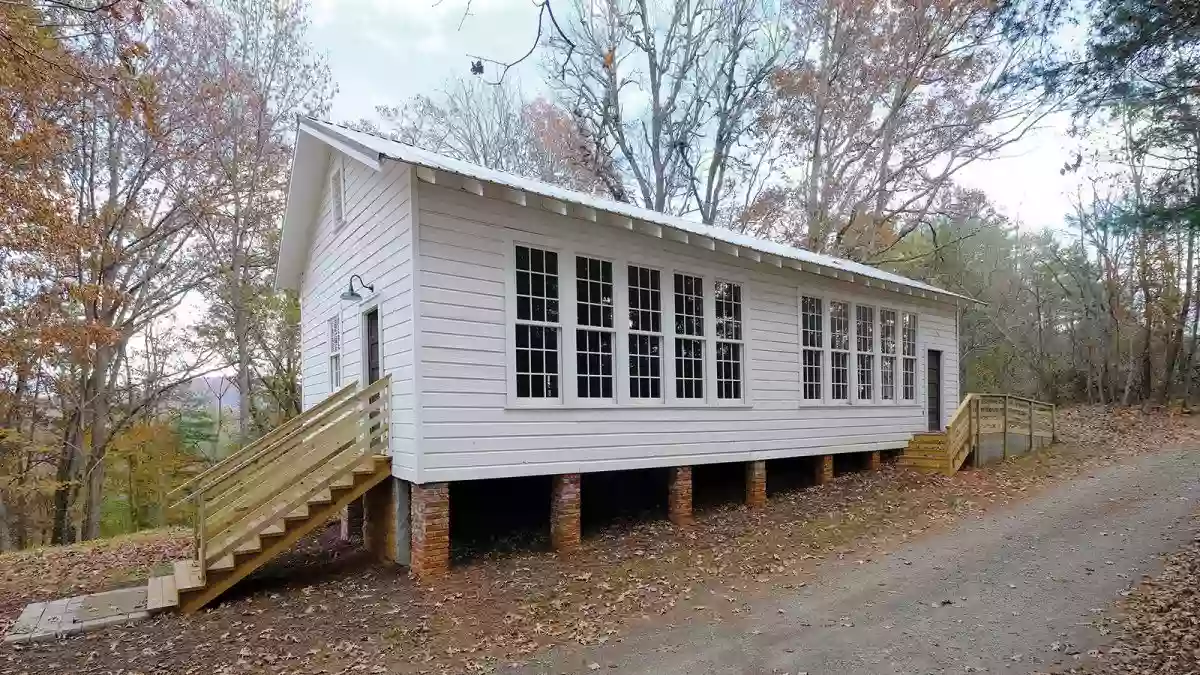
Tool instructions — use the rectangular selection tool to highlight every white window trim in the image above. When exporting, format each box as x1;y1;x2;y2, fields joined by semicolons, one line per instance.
900;311;920;404
570;252;618;405
714;277;747;405
853;303;876;404
879;307;899;404
795;288;923;408
828;298;852;405
504;235;753;410
328;313;342;391
506;241;566;407
623;262;667;406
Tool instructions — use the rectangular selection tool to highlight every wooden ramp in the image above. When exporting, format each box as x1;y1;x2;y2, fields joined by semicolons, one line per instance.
899;393;1057;476
157;377;392;614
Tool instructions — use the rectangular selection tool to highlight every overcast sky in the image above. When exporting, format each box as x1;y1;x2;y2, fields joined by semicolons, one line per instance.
308;0;1084;231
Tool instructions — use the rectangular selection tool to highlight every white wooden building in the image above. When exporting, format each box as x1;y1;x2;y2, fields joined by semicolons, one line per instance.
276;117;970;575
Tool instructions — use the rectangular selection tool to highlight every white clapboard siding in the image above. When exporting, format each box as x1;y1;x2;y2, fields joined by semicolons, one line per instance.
412;180;962;483
298;154;417;480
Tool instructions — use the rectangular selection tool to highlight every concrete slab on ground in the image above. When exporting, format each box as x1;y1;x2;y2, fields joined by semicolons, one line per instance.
4;586;150;644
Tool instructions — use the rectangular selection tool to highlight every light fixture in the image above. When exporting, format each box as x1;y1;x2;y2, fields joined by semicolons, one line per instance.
340;274;374;302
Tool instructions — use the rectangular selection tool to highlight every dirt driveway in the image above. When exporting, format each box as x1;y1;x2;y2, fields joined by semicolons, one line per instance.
515;449;1200;675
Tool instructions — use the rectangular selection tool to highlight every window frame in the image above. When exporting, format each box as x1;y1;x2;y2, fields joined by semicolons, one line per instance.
854;303;877;403
713;278;746;404
573;253;618;402
508;241;566;406
504;236;752;409
626;263;666;404
328;313;342;391
794;288;921;408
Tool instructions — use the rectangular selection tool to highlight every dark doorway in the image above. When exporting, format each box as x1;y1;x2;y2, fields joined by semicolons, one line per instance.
365;308;381;384
927;349;942;431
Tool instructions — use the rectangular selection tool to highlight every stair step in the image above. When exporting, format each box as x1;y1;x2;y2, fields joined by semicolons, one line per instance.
285;505;309;520
146;573;179;612
331;473;355;490
234;537;261;556
174;560;205;593
309;488;333;505
208;554;235;573
261;521;285;537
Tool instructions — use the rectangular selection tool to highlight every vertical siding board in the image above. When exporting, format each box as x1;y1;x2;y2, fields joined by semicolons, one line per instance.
411;182;962;482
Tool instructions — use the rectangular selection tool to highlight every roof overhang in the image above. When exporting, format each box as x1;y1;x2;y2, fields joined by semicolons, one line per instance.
276;117;979;305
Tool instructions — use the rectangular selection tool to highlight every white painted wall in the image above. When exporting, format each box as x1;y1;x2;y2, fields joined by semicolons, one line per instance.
412;178;962;483
298;152;417;480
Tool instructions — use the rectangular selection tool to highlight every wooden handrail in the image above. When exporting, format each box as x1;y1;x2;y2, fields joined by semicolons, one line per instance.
201;381;390;562
168;379;386;511
168;380;360;501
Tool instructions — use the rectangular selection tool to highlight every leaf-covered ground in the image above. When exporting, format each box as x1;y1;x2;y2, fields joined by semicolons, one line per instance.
0;529;190;627
2;405;1199;675
1051;521;1200;675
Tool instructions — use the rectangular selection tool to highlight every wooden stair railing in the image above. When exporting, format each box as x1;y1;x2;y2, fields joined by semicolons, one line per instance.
900;393;1057;475
157;376;392;613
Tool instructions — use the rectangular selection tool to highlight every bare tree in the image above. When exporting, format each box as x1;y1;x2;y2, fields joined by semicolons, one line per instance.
196;0;333;447
542;0;785;223
739;0;1054;260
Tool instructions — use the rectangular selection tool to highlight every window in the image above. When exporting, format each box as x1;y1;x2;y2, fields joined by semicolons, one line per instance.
515;245;561;399
901;312;918;401
328;314;341;389
801;296;823;401
855;305;875;401
830;301;850;400
715;281;743;400
576;256;614;399
628;265;663;399
674;273;705;399
331;162;345;228
880;309;897;401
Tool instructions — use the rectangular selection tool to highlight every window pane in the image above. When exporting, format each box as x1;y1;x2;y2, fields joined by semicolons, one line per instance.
515;323;560;399
831;301;850;351
856;305;874;353
629;334;662;399
902;313;917;357
716;341;742;400
674;273;704;336
802;349;822;400
881;356;895;400
801;296;823;348
831;351;849;400
576;256;613;328
516;245;560;324
857;353;874;401
675;337;704;399
629;266;662;333
577;329;614;399
715;281;742;341
880;309;897;355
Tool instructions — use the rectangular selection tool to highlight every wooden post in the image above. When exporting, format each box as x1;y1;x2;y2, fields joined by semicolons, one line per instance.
1051;404;1058;443
1001;395;1009;460
1029;401;1036;453
972;397;981;467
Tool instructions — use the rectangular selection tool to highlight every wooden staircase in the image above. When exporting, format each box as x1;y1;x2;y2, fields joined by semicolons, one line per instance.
149;377;392;614
898;393;1057;476
897;432;955;474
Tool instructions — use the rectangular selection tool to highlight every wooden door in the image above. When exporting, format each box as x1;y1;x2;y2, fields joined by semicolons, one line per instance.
365;308;381;384
927;350;942;431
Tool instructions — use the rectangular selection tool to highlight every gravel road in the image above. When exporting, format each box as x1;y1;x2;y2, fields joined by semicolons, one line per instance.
519;449;1200;675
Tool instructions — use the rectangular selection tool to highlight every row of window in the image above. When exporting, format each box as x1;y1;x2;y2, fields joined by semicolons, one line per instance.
800;297;918;404
510;243;922;407
514;244;745;404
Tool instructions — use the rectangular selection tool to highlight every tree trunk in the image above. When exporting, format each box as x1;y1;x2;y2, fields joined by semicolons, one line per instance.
1158;228;1194;403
